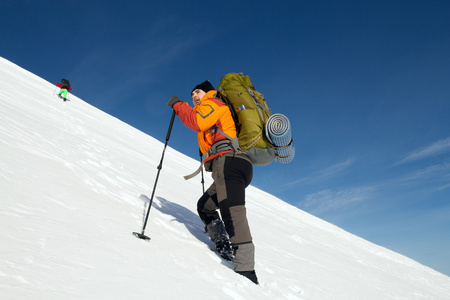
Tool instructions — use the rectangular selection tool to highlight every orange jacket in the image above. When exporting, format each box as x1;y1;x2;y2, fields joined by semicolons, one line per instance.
173;90;237;163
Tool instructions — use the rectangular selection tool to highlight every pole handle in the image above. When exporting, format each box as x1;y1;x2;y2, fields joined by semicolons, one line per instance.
166;110;176;141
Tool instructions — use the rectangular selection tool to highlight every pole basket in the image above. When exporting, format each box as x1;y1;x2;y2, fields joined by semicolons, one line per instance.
133;232;151;240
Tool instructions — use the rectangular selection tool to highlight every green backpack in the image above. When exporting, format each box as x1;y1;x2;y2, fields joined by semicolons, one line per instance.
217;73;276;166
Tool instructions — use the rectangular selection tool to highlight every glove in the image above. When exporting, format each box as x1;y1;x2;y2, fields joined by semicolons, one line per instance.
167;95;181;108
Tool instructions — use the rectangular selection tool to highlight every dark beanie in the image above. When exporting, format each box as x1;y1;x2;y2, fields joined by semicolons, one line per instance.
192;80;215;94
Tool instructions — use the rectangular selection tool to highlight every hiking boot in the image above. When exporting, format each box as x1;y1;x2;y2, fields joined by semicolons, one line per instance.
206;219;233;261
236;270;259;285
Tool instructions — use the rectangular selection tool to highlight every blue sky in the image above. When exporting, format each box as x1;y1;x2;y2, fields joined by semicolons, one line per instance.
2;0;449;276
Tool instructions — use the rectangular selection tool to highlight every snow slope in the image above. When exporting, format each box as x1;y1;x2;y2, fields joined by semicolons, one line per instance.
1;56;450;299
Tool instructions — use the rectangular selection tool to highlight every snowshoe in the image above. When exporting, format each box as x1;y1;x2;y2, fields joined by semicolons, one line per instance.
215;239;233;261
206;219;233;261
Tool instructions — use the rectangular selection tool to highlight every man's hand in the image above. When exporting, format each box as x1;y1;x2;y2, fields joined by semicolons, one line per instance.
167;95;181;108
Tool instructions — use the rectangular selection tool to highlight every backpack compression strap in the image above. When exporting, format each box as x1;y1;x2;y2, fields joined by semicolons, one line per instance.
183;159;204;180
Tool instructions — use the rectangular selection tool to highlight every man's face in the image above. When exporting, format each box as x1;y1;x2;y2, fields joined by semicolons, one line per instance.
191;89;206;106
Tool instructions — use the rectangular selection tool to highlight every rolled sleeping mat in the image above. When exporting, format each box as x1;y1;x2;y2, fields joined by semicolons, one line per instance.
265;113;295;164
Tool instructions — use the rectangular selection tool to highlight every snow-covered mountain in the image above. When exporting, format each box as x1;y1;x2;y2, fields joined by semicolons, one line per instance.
1;56;449;299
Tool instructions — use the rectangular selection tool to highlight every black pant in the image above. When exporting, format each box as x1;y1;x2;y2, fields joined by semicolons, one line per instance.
197;152;253;244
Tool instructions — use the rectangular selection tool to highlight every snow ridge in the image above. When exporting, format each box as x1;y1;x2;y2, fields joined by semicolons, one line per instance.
1;56;450;299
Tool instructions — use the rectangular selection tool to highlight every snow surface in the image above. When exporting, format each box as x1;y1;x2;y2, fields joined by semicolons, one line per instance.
1;56;450;300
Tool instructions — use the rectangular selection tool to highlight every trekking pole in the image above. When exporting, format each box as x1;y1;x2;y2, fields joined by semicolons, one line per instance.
199;149;205;194
133;110;176;240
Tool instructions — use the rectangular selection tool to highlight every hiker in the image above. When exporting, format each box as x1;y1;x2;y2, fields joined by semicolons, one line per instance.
56;79;71;101
167;80;258;284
